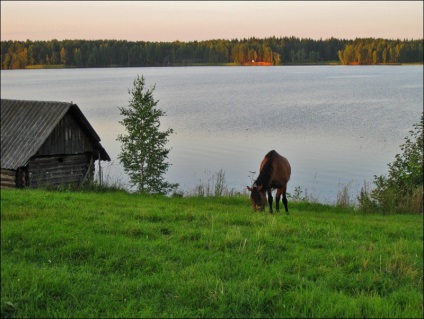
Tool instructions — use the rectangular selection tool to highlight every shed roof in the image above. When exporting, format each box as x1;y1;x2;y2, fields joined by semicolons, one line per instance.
1;99;110;170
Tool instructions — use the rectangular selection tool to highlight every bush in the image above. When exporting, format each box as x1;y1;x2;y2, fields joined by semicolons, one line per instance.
359;113;423;214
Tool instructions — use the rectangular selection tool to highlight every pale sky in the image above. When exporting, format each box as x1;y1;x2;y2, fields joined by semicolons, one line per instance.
1;1;423;42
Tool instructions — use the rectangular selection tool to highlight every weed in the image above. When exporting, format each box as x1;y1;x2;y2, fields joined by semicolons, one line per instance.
189;169;233;197
336;180;354;208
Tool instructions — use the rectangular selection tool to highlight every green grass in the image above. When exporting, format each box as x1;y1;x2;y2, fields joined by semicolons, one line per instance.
1;189;423;318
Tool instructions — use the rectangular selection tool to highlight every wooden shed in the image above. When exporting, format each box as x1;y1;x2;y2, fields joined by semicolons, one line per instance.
1;99;111;189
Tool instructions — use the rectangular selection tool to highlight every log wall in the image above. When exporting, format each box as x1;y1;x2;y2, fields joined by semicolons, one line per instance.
27;153;94;188
1;169;17;188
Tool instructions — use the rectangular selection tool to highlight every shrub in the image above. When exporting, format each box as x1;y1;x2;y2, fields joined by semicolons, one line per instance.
359;113;423;214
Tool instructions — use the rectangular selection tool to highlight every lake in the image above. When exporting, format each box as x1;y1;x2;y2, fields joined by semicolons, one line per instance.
1;66;423;203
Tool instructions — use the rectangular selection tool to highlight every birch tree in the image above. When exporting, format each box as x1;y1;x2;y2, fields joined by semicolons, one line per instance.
117;75;178;194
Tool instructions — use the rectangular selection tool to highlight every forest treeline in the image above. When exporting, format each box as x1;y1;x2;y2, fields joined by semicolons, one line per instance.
1;37;423;69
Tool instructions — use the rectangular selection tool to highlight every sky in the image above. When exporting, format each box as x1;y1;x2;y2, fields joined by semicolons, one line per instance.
1;1;423;42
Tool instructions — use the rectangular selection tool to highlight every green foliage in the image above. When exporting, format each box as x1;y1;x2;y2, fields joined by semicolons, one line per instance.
2;37;422;69
337;38;423;65
117;75;177;194
1;189;423;318
359;114;423;214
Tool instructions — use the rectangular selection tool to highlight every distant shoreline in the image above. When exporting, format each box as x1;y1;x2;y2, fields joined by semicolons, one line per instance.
18;62;422;70
3;38;422;69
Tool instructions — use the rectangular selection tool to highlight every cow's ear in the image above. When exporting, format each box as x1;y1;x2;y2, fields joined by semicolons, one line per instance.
246;186;252;191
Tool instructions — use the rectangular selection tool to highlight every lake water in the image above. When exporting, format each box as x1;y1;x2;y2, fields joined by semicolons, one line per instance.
1;66;423;203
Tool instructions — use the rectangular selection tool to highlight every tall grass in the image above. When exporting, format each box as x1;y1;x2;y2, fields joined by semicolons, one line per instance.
1;189;422;318
189;169;238;197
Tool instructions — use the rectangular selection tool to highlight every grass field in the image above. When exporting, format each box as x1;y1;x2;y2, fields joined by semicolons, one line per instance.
1;188;423;318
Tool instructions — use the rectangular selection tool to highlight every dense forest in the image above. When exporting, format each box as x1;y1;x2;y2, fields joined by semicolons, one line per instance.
1;37;422;69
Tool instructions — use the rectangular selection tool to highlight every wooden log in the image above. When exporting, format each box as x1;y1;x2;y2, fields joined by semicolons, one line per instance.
0;169;16;188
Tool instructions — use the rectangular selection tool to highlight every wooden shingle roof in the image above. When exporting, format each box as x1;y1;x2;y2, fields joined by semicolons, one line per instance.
1;99;110;170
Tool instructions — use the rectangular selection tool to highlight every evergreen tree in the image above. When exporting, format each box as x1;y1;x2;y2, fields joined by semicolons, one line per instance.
117;75;178;194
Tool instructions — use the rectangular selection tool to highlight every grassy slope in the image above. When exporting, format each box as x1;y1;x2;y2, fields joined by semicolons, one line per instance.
1;189;423;318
